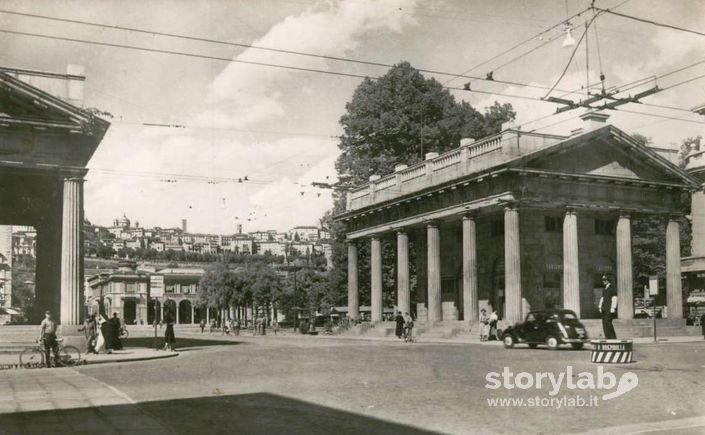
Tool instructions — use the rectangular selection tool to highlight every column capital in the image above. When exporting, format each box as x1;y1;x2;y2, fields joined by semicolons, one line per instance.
502;202;519;212
461;212;477;221
667;212;684;221
564;205;580;214
424;220;440;228
62;176;85;183
396;229;408;236
617;208;636;219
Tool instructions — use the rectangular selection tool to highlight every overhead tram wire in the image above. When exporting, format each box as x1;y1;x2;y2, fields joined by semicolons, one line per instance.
595;7;705;38
0;10;587;97
0;28;578;105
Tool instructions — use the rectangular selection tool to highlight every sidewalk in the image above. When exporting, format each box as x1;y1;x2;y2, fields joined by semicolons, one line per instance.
0;367;171;434
0;347;177;370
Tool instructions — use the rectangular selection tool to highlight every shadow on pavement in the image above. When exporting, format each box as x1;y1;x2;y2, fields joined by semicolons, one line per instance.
0;392;438;435
123;337;246;351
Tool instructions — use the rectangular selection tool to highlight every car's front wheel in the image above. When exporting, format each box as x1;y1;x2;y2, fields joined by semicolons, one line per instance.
546;335;560;350
503;334;515;349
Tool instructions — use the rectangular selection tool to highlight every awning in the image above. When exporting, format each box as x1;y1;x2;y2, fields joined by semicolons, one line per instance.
0;306;24;316
687;292;705;304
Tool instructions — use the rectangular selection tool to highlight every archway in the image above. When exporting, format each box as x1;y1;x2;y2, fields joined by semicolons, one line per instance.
179;299;192;324
163;299;176;323
147;299;161;324
124;299;137;325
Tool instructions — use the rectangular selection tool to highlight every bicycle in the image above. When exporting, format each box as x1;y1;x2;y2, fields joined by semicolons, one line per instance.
119;326;129;338
19;338;81;368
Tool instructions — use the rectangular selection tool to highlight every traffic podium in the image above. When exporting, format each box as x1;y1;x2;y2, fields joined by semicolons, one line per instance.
590;339;633;363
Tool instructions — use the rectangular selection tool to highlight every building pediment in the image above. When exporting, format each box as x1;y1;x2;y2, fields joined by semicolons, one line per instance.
509;126;699;188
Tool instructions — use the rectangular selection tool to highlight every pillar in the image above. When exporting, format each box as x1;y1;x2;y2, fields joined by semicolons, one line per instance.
176;302;180;324
347;242;359;320
616;212;634;319
462;214;478;323
206;306;210;324
397;231;410;315
427;222;442;323
504;206;522;323
562;209;580;316
191;305;195;324
666;216;683;319
60;177;83;325
160;302;164;323
370;237;382;322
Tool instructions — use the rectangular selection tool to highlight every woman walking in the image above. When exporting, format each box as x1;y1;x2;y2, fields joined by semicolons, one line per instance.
164;311;176;352
479;309;489;342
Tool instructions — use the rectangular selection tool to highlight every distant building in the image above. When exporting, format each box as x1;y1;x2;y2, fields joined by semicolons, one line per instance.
256;241;285;256
12;228;36;257
0;226;12;324
289;226;320;241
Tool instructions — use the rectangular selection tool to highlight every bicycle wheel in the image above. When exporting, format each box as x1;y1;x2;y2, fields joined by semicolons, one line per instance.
58;345;81;367
120;328;129;338
19;347;44;369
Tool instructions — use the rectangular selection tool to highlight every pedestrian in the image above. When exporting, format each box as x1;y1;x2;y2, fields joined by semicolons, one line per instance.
700;313;705;340
272;319;279;335
111;312;123;350
79;314;98;354
394;311;404;339
488;310;500;341
233;319;241;336
164;311;176;352
100;314;115;354
402;312;414;342
599;275;618;339
199;318;206;334
39;310;60;367
479;309;489;342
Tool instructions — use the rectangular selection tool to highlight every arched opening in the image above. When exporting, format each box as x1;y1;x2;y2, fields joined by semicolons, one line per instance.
123;299;137;324
163;299;176;323
179;299;192;324
147;299;161;324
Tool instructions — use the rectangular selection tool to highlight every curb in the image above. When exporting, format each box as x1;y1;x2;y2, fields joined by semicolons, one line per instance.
0;349;178;370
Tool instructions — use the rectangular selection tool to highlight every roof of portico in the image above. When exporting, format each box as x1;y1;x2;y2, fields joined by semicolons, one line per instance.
337;123;699;221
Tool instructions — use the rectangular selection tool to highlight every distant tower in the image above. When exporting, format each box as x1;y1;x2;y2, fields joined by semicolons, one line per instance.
181;219;187;233
236;224;242;235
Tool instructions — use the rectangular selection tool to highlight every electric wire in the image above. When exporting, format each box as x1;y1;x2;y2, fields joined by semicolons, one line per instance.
596;7;705;38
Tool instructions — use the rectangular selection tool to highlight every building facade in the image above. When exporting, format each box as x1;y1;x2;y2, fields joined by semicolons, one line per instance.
335;113;697;325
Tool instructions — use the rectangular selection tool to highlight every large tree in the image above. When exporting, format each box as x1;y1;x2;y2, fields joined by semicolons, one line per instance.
336;61;515;187
328;62;516;309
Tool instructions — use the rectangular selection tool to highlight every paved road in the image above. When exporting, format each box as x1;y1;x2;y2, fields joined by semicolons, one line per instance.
1;335;704;434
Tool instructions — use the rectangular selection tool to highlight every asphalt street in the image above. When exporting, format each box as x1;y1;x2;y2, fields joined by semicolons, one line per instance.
2;334;704;434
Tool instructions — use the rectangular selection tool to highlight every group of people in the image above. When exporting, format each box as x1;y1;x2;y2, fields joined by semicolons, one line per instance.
478;309;501;341
394;312;414;341
79;312;124;354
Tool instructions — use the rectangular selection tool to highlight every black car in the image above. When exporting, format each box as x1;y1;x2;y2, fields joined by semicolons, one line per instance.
501;309;589;350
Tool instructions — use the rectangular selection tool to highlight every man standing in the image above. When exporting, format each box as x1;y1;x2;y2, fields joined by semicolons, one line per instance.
394;311;405;339
39;310;59;367
599;275;618;339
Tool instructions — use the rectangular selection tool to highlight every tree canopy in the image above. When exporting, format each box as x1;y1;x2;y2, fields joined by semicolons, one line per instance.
336;61;515;187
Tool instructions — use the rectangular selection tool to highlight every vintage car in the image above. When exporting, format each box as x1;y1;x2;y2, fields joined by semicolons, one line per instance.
501;309;589;350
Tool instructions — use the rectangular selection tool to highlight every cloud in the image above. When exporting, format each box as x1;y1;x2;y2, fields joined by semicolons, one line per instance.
203;0;418;128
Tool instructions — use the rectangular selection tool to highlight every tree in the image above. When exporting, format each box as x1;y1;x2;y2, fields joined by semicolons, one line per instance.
336;61;515;186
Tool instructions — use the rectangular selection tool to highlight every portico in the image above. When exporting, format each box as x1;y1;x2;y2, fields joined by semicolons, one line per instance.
335;113;697;325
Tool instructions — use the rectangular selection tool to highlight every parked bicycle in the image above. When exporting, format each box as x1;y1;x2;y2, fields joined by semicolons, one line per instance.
119;326;129;338
19;338;81;368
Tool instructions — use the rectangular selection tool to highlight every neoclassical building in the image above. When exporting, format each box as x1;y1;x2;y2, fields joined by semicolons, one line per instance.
335;112;697;325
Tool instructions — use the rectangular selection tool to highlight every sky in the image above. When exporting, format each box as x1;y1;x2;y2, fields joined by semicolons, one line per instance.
1;0;703;234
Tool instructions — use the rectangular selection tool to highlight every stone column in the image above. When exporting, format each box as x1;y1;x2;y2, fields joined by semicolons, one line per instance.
462;214;478;323
60;177;83;325
616;212;634;319
191;305;195;324
397;231;410;315
176;303;180;324
504;206;522;323
370;237;383;323
206;306;209;324
160;302;164;323
427;222;442;323
562;209;580;316
666;216;683;319
347;242;359;320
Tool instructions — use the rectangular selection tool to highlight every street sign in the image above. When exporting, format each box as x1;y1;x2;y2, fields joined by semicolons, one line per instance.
150;275;164;297
649;276;658;296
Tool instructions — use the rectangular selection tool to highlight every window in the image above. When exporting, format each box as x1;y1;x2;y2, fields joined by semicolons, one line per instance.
595;219;615;236
491;219;504;237
545;216;563;233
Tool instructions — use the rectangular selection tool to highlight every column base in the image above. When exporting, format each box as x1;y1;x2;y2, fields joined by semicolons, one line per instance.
59;324;87;354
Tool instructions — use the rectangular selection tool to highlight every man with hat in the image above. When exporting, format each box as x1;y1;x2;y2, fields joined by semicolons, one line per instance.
599;275;618;339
